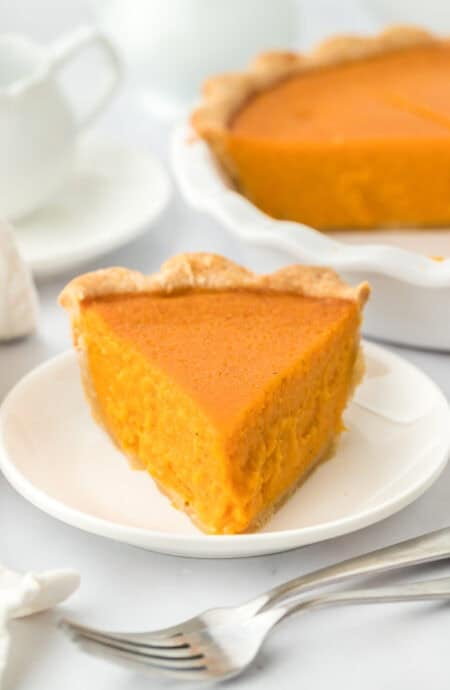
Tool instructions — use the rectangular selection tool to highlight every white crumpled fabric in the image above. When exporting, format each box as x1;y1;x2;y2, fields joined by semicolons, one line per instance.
0;221;38;341
0;566;80;684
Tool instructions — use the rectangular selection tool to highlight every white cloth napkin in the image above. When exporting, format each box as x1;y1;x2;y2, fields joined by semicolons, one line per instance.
0;221;38;341
0;565;80;684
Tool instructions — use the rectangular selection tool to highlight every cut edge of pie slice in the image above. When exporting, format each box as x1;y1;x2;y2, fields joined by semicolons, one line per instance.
59;253;370;535
191;24;450;230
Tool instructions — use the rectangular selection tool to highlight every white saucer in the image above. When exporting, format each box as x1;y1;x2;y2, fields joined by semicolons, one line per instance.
13;135;171;279
1;343;449;558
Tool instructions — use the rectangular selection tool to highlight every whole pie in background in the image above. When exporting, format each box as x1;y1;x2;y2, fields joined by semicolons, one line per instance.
59;253;369;535
192;26;450;231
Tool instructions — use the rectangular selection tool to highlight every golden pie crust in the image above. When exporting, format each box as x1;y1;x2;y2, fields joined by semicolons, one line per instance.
59;252;369;314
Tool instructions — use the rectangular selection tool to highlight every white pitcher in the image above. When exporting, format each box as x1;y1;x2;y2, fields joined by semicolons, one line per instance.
0;27;122;220
91;0;297;119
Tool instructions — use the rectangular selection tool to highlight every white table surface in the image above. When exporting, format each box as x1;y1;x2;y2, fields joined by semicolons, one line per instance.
1;2;450;689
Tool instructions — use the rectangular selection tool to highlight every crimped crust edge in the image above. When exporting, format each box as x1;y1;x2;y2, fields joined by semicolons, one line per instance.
59;252;370;317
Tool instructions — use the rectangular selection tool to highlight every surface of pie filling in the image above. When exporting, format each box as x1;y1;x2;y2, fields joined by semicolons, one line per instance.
74;294;362;534
227;42;450;230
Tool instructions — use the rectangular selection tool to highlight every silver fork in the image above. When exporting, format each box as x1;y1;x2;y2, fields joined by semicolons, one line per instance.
61;529;450;679
63;574;450;682
61;528;450;680
63;527;450;638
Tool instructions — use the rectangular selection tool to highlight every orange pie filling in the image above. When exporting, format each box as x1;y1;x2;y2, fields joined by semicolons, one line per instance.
76;290;362;534
225;42;450;230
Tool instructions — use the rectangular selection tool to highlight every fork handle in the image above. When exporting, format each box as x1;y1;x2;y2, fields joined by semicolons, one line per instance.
277;575;450;621
259;528;450;611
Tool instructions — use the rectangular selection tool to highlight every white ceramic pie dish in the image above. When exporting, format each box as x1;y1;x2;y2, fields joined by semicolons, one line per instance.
171;124;450;351
1;343;449;558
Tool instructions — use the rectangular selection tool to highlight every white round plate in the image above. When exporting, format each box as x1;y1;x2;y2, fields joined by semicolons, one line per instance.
171;124;450;350
1;343;449;558
13;135;171;279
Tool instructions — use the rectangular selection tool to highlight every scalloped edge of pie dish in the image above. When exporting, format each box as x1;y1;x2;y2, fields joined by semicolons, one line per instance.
171;124;450;350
